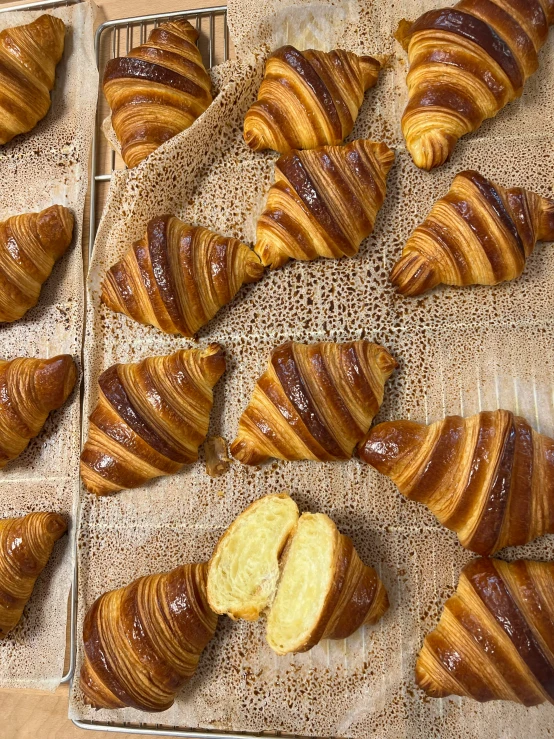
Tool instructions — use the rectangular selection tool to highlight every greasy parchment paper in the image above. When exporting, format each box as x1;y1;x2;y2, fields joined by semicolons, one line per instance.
71;0;554;735
0;1;97;690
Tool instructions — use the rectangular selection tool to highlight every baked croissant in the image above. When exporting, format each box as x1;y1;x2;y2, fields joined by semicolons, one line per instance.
243;45;381;153
101;216;264;337
0;15;65;145
416;558;554;706
103;20;212;168
207;493;388;655
0;355;77;469
359;409;554;556
0;512;67;638
0;205;74;322
80;562;217;712
80;344;225;495
397;2;554;170
231;340;397;466
255;139;394;269
390;170;554;296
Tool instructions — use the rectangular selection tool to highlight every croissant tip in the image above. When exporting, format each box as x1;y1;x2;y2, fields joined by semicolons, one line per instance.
44;512;68;540
390;252;438;296
230;438;266;466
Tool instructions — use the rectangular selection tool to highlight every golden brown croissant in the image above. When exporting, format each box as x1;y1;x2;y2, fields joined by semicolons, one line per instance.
416;558;554;705
359;409;554;556
0;355;77;469
390;170;554;296
101;216;264;337
255;139;394;269
80;562;217;712
0;205;74;322
207;493;388;655
231;340;397;466
397;2;554;170
103;20;212;168
0;512;67;638
80;344;225;495
0;15;65;145
243;45;381;153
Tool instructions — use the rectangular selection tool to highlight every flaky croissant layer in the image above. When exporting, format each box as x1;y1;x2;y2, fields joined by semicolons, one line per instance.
398;2;554;170
390;170;554;296
244;45;381;153
101;216;264;337
417;558;554;706
80;562;218;711
359;409;554;555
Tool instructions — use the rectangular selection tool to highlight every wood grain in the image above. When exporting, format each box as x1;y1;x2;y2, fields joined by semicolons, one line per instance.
0;0;222;736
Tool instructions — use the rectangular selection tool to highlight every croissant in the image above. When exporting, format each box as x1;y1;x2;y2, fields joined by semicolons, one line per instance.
80;562;217;712
207;493;388;655
255;139;394;269
359;409;554;556
416;558;554;706
390;170;554;296
101;216;264;337
0;15;65;146
103;20;212;168
0;205;74;322
80;344;225;495
231;340;397;466
243;45;381;153
0;512;67;638
0;355;77;469
397;3;554;170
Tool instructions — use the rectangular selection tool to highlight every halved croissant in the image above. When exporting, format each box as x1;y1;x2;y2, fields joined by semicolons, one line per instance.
416;558;554;706
255;139;394;269
0;355;77;469
207;493;388;655
359;409;554;556
0;205;74;322
0;512;67;638
390;170;554;296
0;15;65;145
103;20;212;168
397;3;554;170
80;562;217;712
231;340;397;465
101;216;264;337
80;344;225;495
244;45;381;153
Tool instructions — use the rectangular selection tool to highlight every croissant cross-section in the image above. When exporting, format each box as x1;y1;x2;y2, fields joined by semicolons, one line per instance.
359;409;554;555
80;345;225;495
244;45;381;153
417;558;554;706
101;216;264;337
398;1;554;170
390;170;554;296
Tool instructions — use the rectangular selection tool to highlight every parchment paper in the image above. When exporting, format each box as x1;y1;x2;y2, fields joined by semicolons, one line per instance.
0;1;97;691
71;0;554;734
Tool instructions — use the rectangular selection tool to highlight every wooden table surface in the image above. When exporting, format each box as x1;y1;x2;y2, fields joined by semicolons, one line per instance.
0;0;225;736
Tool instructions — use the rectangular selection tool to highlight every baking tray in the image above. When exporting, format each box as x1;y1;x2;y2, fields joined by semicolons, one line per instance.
76;6;253;737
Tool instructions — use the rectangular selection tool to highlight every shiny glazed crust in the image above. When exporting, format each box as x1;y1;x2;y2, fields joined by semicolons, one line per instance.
80;562;218;711
254;139;394;269
0;15;65;145
0;512;67;637
103;20;212;168
398;1;554;170
416;558;554;705
101;216;264;337
0;355;77;469
80;345;225;495
0;205;74;322
243;45;381;153
359;409;554;555
231;340;397;465
389;170;554;295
